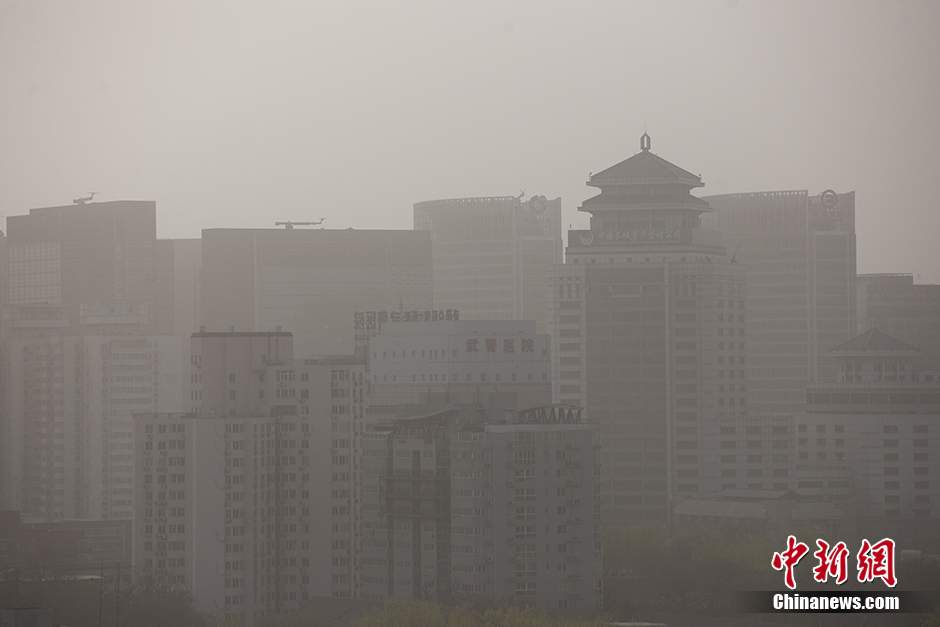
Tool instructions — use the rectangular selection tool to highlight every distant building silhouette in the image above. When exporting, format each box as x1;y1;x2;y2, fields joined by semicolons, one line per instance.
366;319;551;410
199;228;432;358
361;404;601;609
414;196;562;333
703;190;857;417
134;331;367;619
550;134;750;526
0;200;185;521
857;273;940;374
3;200;172;333
796;327;939;547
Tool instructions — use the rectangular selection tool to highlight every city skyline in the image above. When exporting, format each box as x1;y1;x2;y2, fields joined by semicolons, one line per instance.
1;2;939;283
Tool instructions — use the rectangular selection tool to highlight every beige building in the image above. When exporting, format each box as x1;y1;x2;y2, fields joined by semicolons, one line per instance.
1;305;182;521
134;332;366;624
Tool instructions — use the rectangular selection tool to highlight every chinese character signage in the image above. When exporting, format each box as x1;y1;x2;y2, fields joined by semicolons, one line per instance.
353;308;460;344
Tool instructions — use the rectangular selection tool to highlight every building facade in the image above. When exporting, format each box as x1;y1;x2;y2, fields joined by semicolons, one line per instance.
414;195;563;333
134;332;366;624
199;228;432;358
702;190;857;417
795;328;939;548
0;307;182;521
366;320;552;410
4;201;173;333
0;201;194;521
550;135;750;525
857;273;940;374
361;405;601;610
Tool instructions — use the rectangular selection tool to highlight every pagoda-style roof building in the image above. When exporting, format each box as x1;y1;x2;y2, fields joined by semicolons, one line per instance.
827;327;919;384
588;133;704;189
831;327;918;355
578;133;712;230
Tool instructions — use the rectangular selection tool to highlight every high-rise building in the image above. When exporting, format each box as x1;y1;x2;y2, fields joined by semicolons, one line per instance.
414;196;563;333
796;328;939;546
4;201;171;333
550;134;749;525
134;332;366;623
361;404;601;610
0;307;182;521
199;228;432;358
857;274;940;374
0;201;187;521
702;190;857;417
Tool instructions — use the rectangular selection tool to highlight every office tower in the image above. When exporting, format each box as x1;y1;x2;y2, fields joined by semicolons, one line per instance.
135;332;366;623
797;328;939;545
0;201;185;522
414;195;563;333
199;228;432;358
857;274;940;374
702;190;857;417
366;319;552;410
549;134;748;525
361;404;601;609
4;200;171;333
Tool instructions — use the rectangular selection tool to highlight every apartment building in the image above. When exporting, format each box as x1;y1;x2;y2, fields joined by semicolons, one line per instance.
361;404;601;609
134;332;366;624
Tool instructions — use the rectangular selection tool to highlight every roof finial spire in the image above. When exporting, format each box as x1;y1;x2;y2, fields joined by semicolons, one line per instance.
640;132;651;152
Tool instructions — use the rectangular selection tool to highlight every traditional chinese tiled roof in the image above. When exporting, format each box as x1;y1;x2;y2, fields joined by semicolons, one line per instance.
831;328;918;353
589;141;703;189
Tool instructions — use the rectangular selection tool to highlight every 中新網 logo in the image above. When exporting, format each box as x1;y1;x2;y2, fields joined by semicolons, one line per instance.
772;536;896;589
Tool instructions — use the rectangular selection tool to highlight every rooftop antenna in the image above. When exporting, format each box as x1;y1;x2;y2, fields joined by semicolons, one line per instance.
73;192;97;205
275;218;325;230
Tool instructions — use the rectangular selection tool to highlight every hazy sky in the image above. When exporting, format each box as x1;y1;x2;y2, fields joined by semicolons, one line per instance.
2;1;938;281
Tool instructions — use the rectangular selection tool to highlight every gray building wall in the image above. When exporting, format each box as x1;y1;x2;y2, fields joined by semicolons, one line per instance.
199;229;432;359
702;190;857;417
414;195;563;334
360;407;601;610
